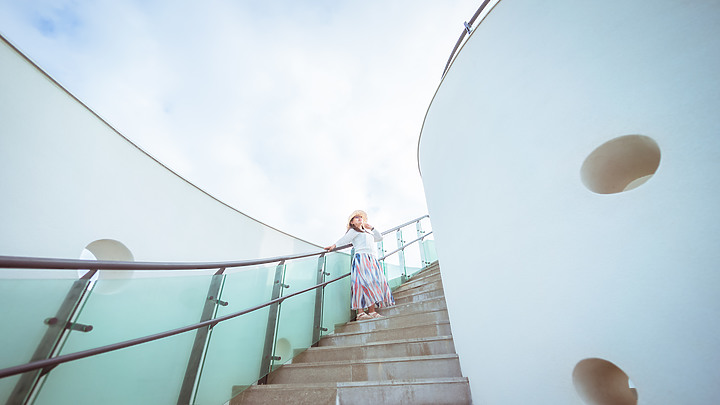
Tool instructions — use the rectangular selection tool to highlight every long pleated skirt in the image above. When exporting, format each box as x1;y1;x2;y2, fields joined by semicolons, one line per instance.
350;253;395;310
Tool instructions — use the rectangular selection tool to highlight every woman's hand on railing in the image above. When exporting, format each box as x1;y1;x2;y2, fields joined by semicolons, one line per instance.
324;244;336;251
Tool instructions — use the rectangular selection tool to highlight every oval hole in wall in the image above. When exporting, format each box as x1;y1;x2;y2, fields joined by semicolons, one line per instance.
274;338;292;367
80;239;135;295
581;135;661;194
573;358;638;405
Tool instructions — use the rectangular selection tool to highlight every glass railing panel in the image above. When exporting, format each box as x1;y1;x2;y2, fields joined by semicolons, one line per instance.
0;270;79;404
270;256;318;370
422;239;438;264
34;331;196;405
193;264;275;405
321;252;352;336
383;262;406;290
32;270;213;405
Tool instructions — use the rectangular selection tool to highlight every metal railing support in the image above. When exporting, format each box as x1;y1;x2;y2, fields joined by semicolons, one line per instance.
416;220;427;267
311;255;328;345
258;261;286;384
8;269;97;405
177;267;226;405
396;229;407;283
377;240;388;277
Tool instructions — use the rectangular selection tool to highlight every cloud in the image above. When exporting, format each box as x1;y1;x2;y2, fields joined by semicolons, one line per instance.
0;0;479;257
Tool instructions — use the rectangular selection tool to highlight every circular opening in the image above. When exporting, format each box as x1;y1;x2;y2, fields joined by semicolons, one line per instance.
573;358;638;405
581;135;661;194
274;338;292;365
80;239;134;295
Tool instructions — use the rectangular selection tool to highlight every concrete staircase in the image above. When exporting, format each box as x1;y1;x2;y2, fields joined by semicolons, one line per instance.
230;261;472;404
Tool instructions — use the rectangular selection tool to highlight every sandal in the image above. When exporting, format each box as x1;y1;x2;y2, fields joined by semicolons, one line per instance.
356;312;373;321
368;312;384;318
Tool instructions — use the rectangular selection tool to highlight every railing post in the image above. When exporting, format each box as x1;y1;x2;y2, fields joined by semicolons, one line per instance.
177;268;226;405
312;254;328;345
258;261;286;384
396;229;407;282
377;241;387;277
8;269;98;405
416;220;427;267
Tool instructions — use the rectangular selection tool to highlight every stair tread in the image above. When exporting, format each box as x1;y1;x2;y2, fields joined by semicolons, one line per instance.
382;295;447;309
277;353;459;369
238;376;469;390
347;307;447;322
306;335;454;352
326;319;451;338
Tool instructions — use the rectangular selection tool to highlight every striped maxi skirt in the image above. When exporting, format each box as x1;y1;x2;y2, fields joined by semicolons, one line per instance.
351;253;395;310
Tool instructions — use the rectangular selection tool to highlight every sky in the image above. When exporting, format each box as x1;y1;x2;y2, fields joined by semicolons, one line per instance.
0;0;482;246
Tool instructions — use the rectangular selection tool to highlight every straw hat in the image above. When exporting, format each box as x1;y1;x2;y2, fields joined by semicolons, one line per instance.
347;210;368;230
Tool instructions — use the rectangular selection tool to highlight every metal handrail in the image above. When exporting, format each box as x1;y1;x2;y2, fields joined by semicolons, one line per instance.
0;251;327;271
381;214;429;236
0;214;431;271
0;272;351;379
379;231;433;261
0;215;434;380
441;0;494;77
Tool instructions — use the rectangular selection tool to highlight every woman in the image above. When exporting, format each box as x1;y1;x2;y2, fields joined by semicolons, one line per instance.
325;210;395;321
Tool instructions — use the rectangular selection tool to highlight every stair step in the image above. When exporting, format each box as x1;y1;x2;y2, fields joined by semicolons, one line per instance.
336;377;471;405
379;296;447;316
293;336;456;363
393;288;445;304
319;321;452;346
231;377;471;405
336;309;449;334
393;272;442;293
393;279;443;298
267;354;462;384
231;382;338;405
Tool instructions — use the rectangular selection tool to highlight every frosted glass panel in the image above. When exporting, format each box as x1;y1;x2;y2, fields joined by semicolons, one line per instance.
34;271;212;405
0;271;79;404
34;332;196;405
272;257;318;369
194;265;275;405
384;262;405;290
321;253;352;336
423;239;438;264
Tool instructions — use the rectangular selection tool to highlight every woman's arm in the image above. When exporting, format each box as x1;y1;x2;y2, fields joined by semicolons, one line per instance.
326;229;357;250
367;226;383;242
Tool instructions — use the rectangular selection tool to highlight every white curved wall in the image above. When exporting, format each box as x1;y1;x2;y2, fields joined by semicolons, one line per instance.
419;1;720;404
0;36;318;262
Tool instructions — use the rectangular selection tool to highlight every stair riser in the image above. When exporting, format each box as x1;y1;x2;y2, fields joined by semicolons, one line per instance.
393;279;444;298
232;379;471;405
338;381;471;405
319;323;452;346
293;338;456;363
380;298;447;316
336;310;449;334
231;386;336;405
393;273;442;293
393;289;445;305
267;357;463;384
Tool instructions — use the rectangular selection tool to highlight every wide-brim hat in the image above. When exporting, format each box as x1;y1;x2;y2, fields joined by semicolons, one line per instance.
347;210;368;229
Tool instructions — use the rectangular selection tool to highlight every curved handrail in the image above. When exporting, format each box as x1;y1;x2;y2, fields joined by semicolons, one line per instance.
379;231;432;261
441;0;494;77
0;214;431;271
0;215;434;380
381;214;429;236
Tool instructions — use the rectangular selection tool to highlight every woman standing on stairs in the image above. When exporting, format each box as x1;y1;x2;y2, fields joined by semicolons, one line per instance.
325;210;395;321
